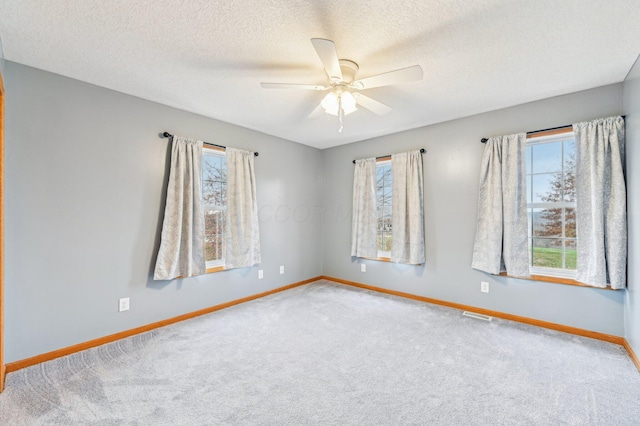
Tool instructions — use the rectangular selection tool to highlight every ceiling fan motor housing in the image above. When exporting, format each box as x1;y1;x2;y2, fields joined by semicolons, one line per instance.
338;59;359;83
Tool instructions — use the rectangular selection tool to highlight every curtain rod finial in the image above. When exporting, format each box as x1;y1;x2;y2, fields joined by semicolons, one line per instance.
481;138;488;143
162;132;172;138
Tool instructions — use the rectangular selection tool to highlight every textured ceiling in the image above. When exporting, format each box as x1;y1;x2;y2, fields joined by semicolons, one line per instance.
1;0;640;149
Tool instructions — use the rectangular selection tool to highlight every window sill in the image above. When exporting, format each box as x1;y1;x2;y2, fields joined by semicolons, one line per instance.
498;272;617;290
360;257;424;266
362;256;391;263
176;265;226;279
206;265;226;274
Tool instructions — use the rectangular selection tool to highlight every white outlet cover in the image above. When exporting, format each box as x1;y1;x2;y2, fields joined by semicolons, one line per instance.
361;264;366;272
258;269;263;279
280;265;284;274
481;282;490;293
119;297;130;312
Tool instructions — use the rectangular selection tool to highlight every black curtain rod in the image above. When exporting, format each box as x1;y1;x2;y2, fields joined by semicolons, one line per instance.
352;148;426;164
162;132;259;157
480;116;626;143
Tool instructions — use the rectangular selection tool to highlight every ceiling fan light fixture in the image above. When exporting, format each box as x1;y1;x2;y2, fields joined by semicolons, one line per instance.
321;90;357;116
341;91;357;115
321;91;339;116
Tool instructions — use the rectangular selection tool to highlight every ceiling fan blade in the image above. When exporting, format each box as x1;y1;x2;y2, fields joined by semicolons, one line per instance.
353;65;423;90
261;83;328;90
310;38;343;82
308;103;325;118
355;94;392;115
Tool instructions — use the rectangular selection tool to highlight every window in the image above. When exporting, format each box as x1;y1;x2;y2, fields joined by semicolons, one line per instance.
202;147;227;269
526;130;576;278
376;159;392;258
352;150;424;264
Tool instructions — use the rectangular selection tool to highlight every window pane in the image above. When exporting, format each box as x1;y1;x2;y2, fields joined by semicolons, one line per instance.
527;209;532;238
204;209;225;262
564;139;576;172
202;156;216;204
565;239;577;270
376;166;385;205
533;207;562;237
563;143;576;203
220;179;227;207
383;166;391;189
532;142;562;174
563;175;575;202
382;232;391;252
377;232;391;253
203;154;227;207
205;234;224;263
532;173;562;203
532;238;563;268
565;208;576;238
526;175;532;203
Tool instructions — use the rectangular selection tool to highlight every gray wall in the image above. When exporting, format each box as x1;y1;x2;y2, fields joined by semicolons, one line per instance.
0;32;4;75
4;62;323;363
321;84;626;336
624;54;640;356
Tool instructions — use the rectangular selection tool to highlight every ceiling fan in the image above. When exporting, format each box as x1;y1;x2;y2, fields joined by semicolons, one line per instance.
261;38;423;132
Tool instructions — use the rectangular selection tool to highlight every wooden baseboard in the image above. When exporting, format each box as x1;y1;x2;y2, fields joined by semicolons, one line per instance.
623;339;640;372
6;275;639;376
319;276;625;345
5;277;321;373
319;276;639;373
0;364;5;393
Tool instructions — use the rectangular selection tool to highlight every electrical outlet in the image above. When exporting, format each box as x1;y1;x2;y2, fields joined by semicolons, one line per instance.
258;269;263;279
119;297;130;312
361;264;366;272
280;265;284;274
481;281;490;293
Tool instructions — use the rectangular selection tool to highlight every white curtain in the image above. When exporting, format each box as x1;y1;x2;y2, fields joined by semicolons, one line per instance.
225;147;261;269
154;136;206;280
574;116;626;289
351;158;378;258
471;133;529;277
391;151;425;264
